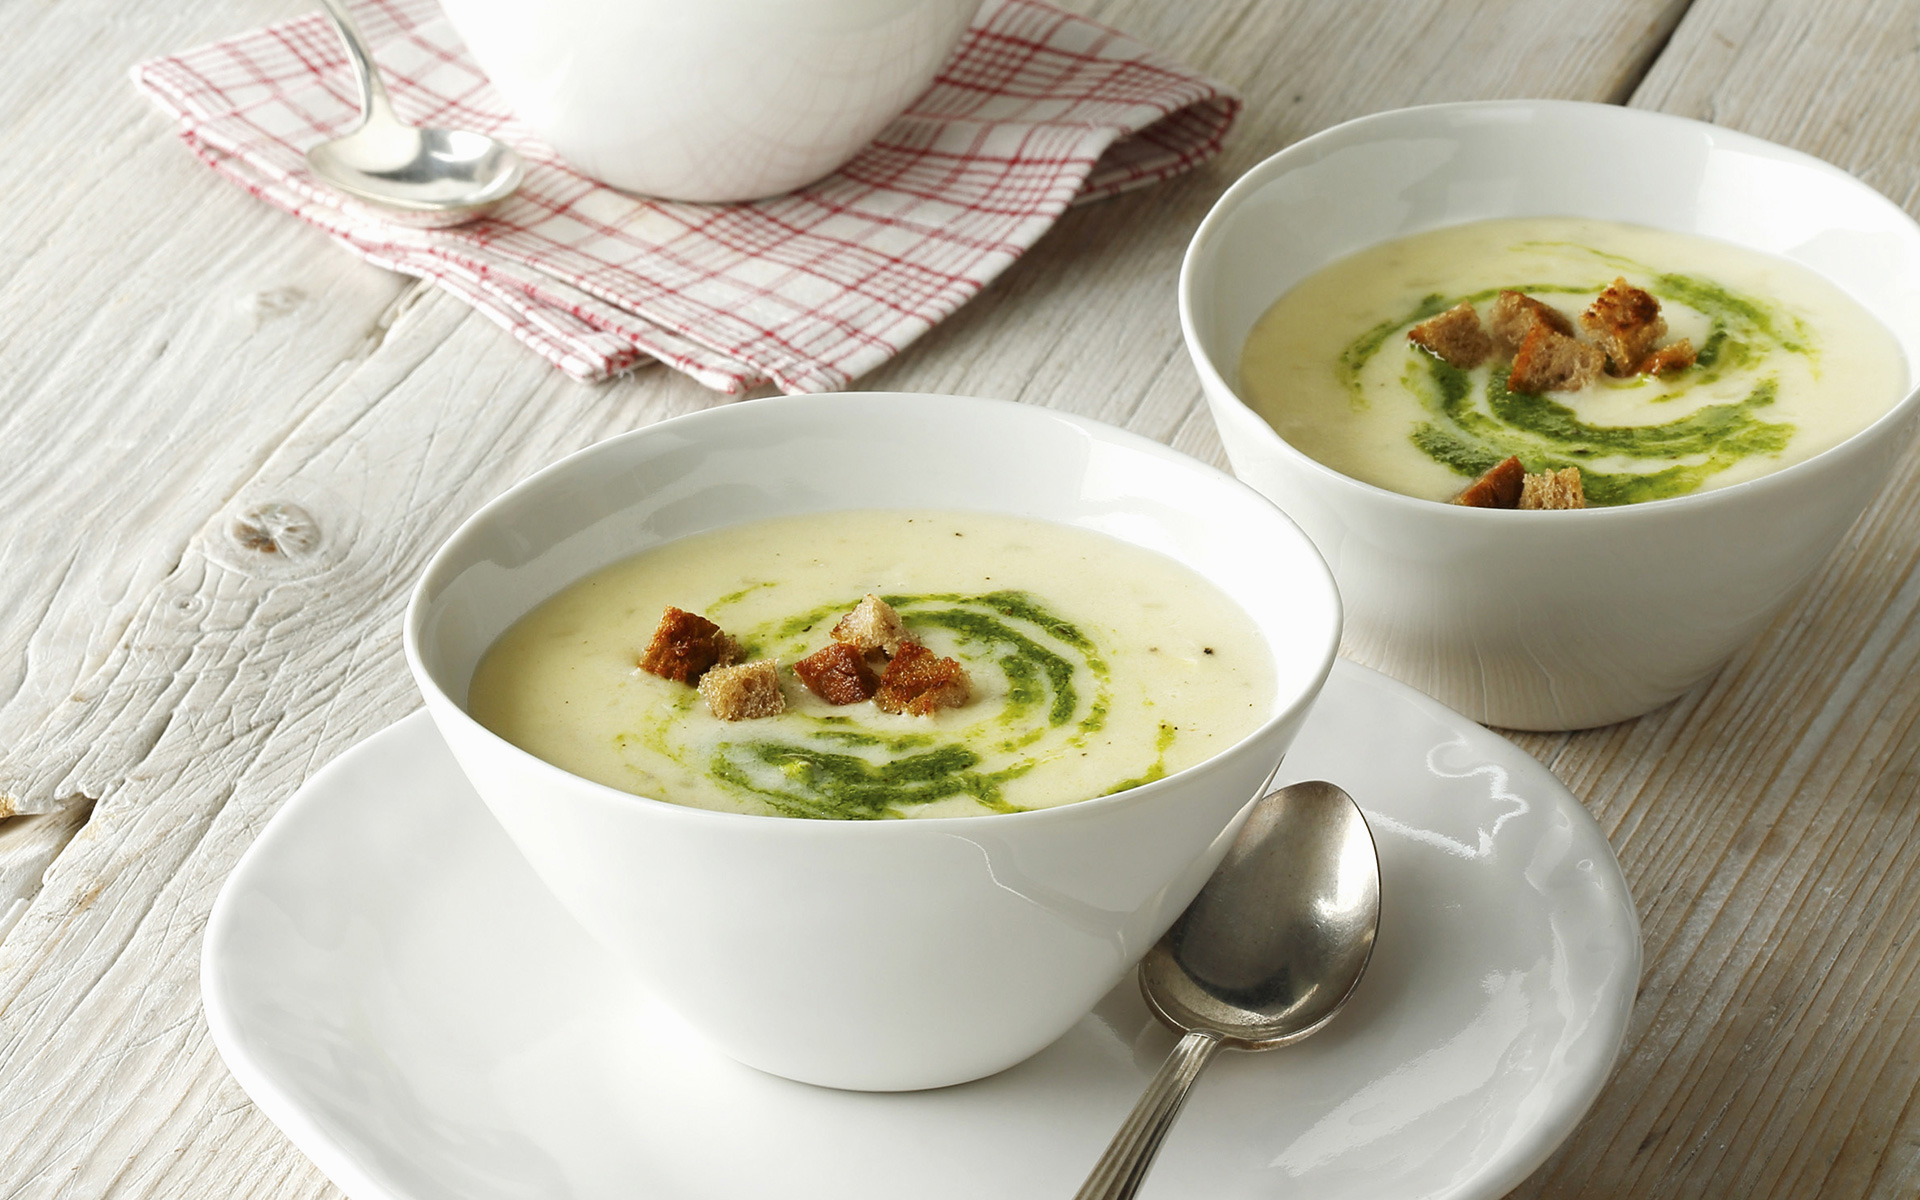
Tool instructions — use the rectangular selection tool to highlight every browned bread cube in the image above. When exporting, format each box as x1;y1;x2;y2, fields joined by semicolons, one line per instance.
831;593;909;657
874;641;971;716
1489;290;1575;353
1508;322;1604;394
1581;277;1667;375
1635;338;1696;376
637;606;740;683
1407;302;1493;369
698;660;785;721
1519;467;1587;510
1449;455;1525;508
792;641;880;705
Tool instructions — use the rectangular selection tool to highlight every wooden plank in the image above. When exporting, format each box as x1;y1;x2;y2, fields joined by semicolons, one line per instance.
0;0;411;824
1505;1;1920;1196
0;305;715;1200
0;0;1698;1196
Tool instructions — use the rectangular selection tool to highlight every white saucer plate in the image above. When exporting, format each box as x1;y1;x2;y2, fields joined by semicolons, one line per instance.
203;660;1639;1200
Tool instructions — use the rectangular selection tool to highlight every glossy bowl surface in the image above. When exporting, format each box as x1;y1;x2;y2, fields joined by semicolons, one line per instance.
1181;100;1920;729
439;0;979;201
404;393;1341;1090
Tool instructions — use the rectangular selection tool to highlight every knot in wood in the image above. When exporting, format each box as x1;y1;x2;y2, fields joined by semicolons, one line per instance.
245;286;305;323
231;502;320;558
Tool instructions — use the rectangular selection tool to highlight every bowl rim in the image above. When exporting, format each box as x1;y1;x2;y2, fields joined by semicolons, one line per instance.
1178;97;1920;524
403;391;1343;834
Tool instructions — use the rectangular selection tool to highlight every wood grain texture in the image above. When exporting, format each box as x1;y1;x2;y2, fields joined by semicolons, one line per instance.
1503;1;1920;1196
4;0;1901;1197
0;0;412;819
0;302;714;1199
0;797;91;943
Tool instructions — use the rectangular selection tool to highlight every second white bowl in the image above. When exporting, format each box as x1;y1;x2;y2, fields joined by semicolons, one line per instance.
1182;101;1920;730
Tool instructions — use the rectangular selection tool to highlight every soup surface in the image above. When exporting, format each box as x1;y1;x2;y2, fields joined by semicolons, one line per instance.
1239;218;1907;505
468;510;1276;819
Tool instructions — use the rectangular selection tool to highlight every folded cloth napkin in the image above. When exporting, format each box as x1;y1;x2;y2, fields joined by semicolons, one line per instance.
133;0;1237;393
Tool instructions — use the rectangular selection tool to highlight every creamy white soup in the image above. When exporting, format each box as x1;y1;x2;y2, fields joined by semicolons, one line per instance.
1239;218;1907;505
467;510;1276;819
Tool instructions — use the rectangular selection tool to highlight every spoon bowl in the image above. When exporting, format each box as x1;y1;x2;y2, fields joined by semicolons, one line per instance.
307;125;523;213
1143;778;1381;1047
1076;780;1380;1200
305;0;524;225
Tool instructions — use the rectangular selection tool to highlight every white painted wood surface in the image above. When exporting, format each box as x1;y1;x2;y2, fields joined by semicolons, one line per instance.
2;0;1917;1196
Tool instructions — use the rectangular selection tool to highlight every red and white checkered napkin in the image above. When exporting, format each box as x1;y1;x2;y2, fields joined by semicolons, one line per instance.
133;0;1237;393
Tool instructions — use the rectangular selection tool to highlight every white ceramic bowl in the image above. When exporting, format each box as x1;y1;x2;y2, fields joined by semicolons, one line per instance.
405;394;1341;1091
1181;100;1920;731
440;0;980;201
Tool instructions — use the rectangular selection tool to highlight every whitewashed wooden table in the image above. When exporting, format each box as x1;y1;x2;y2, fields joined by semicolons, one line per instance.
5;0;1920;1196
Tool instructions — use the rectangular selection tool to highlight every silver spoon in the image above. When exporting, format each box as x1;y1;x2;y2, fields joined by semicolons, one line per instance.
1075;780;1381;1200
305;0;524;224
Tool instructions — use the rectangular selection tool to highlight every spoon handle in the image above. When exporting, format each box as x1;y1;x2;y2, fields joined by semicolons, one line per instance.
316;0;396;124
1073;1029;1224;1200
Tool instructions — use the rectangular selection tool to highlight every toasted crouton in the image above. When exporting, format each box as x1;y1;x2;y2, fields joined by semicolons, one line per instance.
698;659;785;721
1407;303;1493;369
1581;278;1667;376
792;641;880;705
1508;322;1605;393
1520;467;1586;510
1450;455;1525;508
638;607;740;684
874;641;971;716
831;593;909;657
1489;291;1575;353
1635;338;1696;376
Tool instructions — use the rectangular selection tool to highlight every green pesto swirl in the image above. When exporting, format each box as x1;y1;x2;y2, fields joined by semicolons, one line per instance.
1338;258;1815;505
678;590;1164;821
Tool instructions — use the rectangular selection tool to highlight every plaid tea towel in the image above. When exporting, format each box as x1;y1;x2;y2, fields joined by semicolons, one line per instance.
133;0;1237;393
